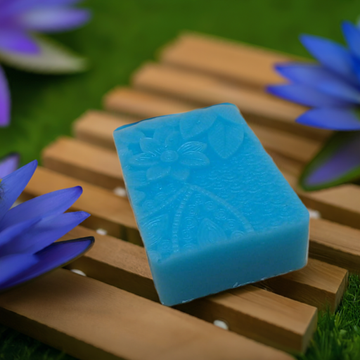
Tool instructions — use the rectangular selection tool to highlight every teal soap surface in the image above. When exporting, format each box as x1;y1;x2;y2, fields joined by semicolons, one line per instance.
113;103;309;306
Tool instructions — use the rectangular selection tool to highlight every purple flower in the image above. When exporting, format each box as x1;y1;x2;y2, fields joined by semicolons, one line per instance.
0;159;93;292
0;0;91;127
0;152;20;178
267;20;360;190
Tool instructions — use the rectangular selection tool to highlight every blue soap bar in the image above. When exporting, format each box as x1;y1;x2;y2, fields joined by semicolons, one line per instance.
113;103;309;306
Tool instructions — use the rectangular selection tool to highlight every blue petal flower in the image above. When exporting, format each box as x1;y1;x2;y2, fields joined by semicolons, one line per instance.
18;8;91;33
300;131;360;190
0;160;93;292
300;34;356;84
268;20;360;190
0;160;37;221
0;253;38;286
267;84;350;107
342;21;360;60
0;28;39;54
0;65;10;127
0;153;19;177
296;108;360;130
0;0;90;126
0;237;94;292
0;211;89;256
275;63;360;104
0;185;83;229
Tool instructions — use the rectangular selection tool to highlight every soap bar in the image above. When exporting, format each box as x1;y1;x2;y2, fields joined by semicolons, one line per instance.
113;103;309;306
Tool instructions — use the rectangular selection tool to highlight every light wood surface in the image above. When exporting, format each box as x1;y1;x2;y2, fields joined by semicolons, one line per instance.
262;258;348;312
103;88;322;163
43;136;124;190
6;31;359;358
22;166;137;238
130;63;330;140
0;269;295;360
62;226;317;352
62;224;346;315
73;110;140;150
309;218;360;273
47;133;359;278
160;32;291;89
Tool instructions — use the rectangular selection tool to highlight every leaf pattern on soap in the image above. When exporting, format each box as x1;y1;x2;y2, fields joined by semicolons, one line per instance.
121;109;265;261
208;118;244;159
180;111;216;139
198;218;226;246
128;127;210;182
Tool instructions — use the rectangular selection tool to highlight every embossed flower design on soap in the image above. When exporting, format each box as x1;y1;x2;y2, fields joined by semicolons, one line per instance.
129;127;210;181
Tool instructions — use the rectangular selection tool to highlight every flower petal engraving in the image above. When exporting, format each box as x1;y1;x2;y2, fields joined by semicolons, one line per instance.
142;214;169;247
147;164;171;181
165;131;182;150
180;152;210;167
126;171;149;188
208;121;244;159
140;137;161;154
129;152;159;167
178;141;207;154
180;111;216;139
197;218;227;246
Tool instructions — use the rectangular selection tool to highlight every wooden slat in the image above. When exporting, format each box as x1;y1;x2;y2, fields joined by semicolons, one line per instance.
63;226;317;352
309;218;360;274
73;110;140;150
103;88;321;163
43;136;124;190
272;156;360;231
45;136;357;277
262;258;348;312
160;32;292;89
0;269;294;360
63;225;346;314
130;63;330;140
53;125;315;191
21;166;138;240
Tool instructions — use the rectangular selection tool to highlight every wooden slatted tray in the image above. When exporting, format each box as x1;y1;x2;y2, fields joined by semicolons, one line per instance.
1;32;360;359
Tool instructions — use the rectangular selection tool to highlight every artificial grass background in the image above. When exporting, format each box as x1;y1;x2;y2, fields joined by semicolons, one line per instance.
1;0;360;359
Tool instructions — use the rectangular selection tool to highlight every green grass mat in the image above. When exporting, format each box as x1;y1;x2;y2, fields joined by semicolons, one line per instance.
1;0;360;358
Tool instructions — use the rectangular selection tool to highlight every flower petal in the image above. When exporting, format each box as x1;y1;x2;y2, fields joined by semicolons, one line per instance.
139;137;161;154
342;21;360;60
0;186;83;230
146;164;171;181
0;253;38;288
274;63;360;104
300;131;360;190
267;84;351;107
0;153;20;177
0;0;83;19
18;8;91;33
300;34;356;83
180;152;210;167
296;108;360;130
126;170;149;188
165;131;182;151
0;160;37;222
0;35;87;73
178;141;207;154
129;152;159;167
0;237;94;293
0;217;40;250
170;166;190;181
0;28;39;54
0;211;89;256
0;66;10;127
